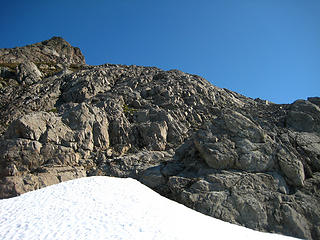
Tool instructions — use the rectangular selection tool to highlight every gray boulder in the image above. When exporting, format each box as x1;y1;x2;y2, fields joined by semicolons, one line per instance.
277;148;305;187
286;100;320;133
16;61;43;84
0;66;15;79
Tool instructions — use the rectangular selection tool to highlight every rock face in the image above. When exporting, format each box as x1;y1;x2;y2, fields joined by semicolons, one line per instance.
0;36;85;65
0;37;319;240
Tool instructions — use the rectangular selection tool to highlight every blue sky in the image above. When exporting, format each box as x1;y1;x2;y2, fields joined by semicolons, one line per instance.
1;0;319;104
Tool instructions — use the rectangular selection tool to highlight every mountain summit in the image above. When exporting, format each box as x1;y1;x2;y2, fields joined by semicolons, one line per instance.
0;36;85;65
0;37;319;239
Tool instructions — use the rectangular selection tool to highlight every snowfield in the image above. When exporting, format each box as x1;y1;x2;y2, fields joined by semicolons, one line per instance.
0;176;297;240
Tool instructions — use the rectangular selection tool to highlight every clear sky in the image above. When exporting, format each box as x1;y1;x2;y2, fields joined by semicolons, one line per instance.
1;0;319;104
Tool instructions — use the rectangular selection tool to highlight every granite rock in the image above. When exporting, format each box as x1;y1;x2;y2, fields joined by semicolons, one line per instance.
0;37;319;240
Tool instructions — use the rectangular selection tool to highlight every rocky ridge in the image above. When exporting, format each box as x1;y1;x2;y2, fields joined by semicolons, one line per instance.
0;37;319;239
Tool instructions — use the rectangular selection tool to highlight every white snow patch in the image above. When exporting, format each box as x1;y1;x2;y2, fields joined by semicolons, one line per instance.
0;176;297;240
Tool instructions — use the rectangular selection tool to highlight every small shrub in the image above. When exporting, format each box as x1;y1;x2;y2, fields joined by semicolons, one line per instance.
123;104;137;114
48;108;58;113
69;64;85;72
0;62;19;71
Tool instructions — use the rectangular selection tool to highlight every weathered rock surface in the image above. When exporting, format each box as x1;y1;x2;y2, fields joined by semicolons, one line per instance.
0;166;86;199
0;36;85;65
16;61;43;85
0;37;319;239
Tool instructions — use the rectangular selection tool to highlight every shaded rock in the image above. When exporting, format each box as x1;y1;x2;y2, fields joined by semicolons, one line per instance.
290;99;320;115
93;120;109;149
108;117;131;154
277;148;305;187
194;134;237;169
0;139;43;174
40;144;80;166
161;161;184;177
296;132;320;172
16;61;43;84
96;150;173;179
286;100;320;133
5;112;50;141
308;97;320;107
235;139;275;172
286;111;315;132
281;204;312;239
61;103;110;150
5;112;73;145
0;66;15;79
61;69;113;103
140;165;166;188
138;121;168;151
233;192;268;229
168;176;193;194
223;110;266;143
0;166;86;199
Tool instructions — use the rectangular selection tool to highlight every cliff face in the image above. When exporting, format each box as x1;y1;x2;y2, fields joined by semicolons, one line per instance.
0;37;319;239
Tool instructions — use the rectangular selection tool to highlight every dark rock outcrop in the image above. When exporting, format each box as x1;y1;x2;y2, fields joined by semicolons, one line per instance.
0;37;319;239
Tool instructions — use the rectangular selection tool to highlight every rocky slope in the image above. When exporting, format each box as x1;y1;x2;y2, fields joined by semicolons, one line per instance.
0;37;319;239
